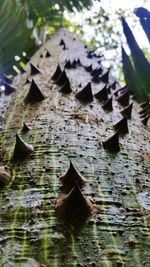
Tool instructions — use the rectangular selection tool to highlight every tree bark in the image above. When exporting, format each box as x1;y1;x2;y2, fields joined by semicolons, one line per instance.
0;29;149;267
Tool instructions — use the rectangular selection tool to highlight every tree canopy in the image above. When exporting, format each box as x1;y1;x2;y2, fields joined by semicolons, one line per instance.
0;0;150;101
0;0;92;74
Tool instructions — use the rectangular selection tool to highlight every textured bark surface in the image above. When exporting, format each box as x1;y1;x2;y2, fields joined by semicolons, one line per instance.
0;29;150;267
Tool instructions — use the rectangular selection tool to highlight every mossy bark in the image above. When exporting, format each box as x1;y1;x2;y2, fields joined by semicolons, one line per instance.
0;29;149;267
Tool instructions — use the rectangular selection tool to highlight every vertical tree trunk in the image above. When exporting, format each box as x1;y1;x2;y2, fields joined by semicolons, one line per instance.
0;29;149;267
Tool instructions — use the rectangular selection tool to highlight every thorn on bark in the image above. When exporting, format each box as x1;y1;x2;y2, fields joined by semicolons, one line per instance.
72;60;77;69
59;79;72;94
100;70;109;83
45;50;51;57
22;123;31;132
121;103;133;119
76;58;82;67
87;51;93;59
94;85;108;102
30;63;41;75
102;131;120;153
114;86;127;97
84;64;93;73
91;67;103;77
140;110;150;119
140;102;149;109
2;74;13;84
59;39;66;50
24;79;45;103
139;106;150;115
13;134;34;160
141;114;150;126
106;85;111;94
55;182;93;225
24;78;31;85
117;90;129;106
59;39;65;46
55;70;69;86
102;97;113;111
75;82;93;103
91;74;101;83
4;82;16;95
65;60;72;69
51;65;62;81
113;117;129;135
110;81;117;90
60;161;85;193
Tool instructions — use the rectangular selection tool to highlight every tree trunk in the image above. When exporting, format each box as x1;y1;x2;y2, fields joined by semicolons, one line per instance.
0;29;149;267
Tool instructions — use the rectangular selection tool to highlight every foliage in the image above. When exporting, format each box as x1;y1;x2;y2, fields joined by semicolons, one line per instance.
65;1;150;86
121;46;144;101
0;0;34;74
135;7;150;43
0;0;92;74
1;0;150;104
122;13;150;102
65;5;123;70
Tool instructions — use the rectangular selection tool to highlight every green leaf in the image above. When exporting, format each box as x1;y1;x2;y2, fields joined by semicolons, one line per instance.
134;7;150;44
0;0;93;74
122;17;150;102
121;46;148;102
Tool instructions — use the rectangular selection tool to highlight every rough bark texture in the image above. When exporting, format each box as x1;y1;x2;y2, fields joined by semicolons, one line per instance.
0;29;150;267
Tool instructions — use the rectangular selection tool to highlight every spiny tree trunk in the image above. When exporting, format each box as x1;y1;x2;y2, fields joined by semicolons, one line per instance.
0;29;150;267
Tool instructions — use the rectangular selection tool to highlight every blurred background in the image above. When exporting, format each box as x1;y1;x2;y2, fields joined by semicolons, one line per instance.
0;0;150;100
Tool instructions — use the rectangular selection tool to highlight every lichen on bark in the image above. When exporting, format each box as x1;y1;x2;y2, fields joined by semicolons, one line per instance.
0;29;149;267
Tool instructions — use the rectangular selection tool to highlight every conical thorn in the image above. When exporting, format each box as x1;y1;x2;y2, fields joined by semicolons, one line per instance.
121;103;133;119
117;90;129;106
111;81;117;90
100;70;109;83
45;50;51;57
60;161;86;193
59;79;72;94
51;65;62;81
59;39;65;46
94;85;108;101
91;74;101;83
2;74;13;84
13;134;34;160
75;82;93;103
4;82;16;95
30;63;41;75
102;97;113;111
55;70;69;86
91;67;103;77
102;131;120;153
113;117;129;135
84;64;93;73
22;122;31;132
65;60;72;69
141;115;150;126
24;79;45;103
55;182;94;225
